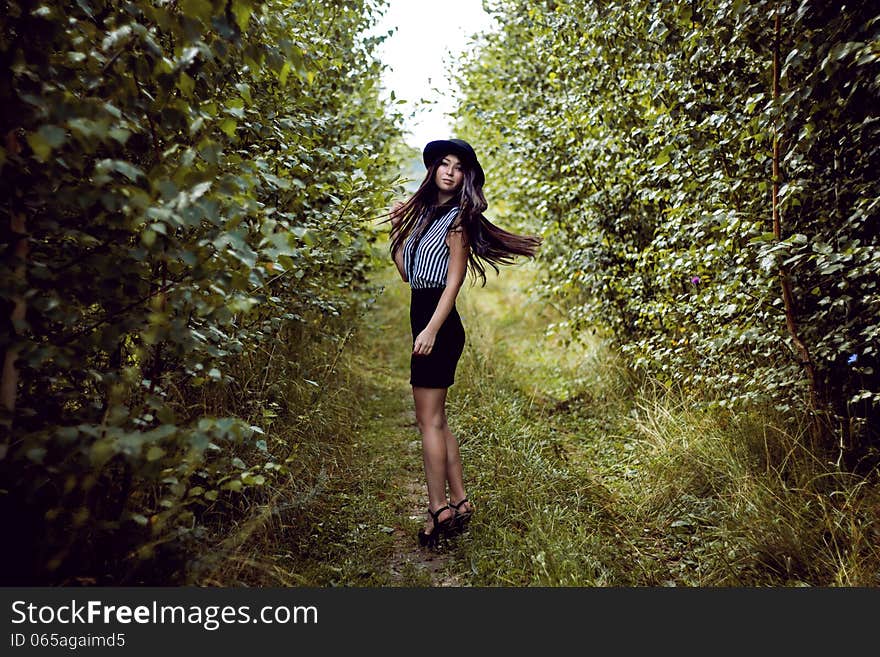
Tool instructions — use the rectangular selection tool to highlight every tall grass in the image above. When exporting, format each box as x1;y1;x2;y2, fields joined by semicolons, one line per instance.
628;397;880;585
190;268;437;586
445;260;880;586
183;303;378;585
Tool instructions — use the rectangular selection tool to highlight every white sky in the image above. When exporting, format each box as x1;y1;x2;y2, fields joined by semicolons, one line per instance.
372;1;496;150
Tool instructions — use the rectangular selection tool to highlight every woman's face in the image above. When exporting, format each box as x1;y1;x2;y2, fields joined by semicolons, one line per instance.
434;153;464;194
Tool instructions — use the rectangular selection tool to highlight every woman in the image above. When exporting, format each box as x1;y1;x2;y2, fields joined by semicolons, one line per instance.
388;139;541;548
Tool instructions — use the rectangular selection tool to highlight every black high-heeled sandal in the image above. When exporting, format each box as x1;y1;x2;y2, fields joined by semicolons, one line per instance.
450;497;474;532
418;505;454;549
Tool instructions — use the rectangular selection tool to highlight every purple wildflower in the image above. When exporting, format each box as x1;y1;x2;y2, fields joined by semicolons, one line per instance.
691;276;700;285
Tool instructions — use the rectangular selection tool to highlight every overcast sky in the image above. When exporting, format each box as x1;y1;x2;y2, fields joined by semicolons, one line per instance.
372;0;496;150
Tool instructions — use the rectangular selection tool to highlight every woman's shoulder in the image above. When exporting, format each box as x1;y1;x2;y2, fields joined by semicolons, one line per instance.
446;208;467;237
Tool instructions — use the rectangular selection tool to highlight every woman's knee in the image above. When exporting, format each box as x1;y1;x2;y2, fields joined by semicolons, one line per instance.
416;412;448;433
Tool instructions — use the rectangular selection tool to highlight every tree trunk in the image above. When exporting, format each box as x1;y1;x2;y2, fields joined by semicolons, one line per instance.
771;5;824;441
1;211;28;432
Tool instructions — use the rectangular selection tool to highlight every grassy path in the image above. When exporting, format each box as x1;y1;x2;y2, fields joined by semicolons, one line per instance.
209;259;879;586
309;259;629;586
261;259;633;587
222;267;474;586
226;260;601;587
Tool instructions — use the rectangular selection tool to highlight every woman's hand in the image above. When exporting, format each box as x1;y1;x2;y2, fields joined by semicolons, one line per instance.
390;200;408;282
412;327;437;356
390;201;404;229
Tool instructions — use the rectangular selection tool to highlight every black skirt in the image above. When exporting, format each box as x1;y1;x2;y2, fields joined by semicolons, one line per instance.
409;287;466;388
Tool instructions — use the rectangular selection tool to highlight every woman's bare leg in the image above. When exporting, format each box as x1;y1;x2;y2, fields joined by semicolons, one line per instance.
444;426;469;508
413;386;454;533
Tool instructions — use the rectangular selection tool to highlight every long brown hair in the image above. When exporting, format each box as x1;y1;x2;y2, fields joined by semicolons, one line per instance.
388;156;541;286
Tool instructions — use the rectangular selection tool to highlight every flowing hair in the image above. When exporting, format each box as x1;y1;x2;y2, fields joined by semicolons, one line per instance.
387;158;541;286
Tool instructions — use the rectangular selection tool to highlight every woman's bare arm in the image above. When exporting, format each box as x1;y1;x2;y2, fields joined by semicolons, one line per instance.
412;226;469;355
390;201;408;282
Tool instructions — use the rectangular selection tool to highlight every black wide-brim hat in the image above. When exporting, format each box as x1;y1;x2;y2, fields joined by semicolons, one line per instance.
422;138;485;187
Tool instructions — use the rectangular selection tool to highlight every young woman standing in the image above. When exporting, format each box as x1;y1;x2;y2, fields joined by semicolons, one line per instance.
389;139;541;548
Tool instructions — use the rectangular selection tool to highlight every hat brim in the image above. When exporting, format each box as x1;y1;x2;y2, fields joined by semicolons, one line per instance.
422;140;485;187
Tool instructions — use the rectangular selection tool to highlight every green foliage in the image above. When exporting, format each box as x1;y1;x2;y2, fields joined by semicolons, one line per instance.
0;0;401;583
455;0;879;452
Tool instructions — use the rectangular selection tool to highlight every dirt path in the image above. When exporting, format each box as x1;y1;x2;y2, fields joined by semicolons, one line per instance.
387;460;464;587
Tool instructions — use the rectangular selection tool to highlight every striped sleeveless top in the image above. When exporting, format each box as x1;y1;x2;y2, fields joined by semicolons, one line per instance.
403;206;460;289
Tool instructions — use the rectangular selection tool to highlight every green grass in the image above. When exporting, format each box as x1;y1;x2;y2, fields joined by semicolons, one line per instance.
445;260;880;586
194;259;880;587
447;261;639;585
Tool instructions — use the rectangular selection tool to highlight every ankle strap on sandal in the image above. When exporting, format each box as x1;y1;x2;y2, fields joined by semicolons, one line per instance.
428;505;450;521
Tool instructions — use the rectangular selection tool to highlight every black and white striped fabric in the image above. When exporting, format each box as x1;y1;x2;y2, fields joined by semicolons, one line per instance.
403;207;461;289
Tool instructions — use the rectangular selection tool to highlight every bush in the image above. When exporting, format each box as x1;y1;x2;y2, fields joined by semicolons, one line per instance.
455;0;879;455
0;0;401;584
